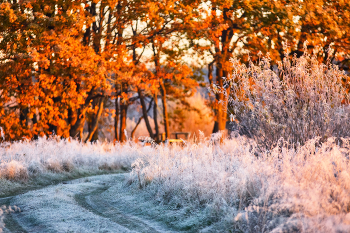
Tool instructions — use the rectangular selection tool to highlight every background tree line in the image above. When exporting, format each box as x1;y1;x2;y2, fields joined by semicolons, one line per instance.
0;0;349;142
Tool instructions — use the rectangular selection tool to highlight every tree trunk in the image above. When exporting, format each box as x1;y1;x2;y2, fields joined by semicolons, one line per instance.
217;68;226;132
119;100;128;142
160;80;169;139
20;106;29;127
138;88;154;138
69;107;85;140
33;112;38;140
211;7;233;136
69;90;95;140
114;82;120;141
67;107;76;136
153;91;159;141
152;41;162;141
87;98;97;141
212;67;229;134
85;97;104;142
131;116;142;139
114;96;119;142
209;62;219;134
131;98;153;139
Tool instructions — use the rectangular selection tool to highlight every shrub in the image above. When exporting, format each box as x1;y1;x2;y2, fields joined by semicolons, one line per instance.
223;52;350;148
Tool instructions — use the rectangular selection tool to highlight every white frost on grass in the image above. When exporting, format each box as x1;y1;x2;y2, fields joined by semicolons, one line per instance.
128;136;350;232
0;136;143;196
2;134;350;232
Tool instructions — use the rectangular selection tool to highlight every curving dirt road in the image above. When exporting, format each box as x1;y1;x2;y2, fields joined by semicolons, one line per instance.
0;174;177;233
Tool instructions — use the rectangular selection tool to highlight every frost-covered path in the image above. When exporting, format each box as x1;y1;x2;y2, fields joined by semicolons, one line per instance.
1;174;176;233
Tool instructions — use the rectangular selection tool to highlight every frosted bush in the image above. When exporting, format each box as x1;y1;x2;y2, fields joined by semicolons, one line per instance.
224;52;350;147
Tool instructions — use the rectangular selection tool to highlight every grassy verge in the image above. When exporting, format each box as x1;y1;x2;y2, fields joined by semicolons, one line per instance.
0;167;128;198
128;136;350;232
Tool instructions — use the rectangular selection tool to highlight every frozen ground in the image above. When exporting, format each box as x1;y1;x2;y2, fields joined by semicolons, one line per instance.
0;173;184;233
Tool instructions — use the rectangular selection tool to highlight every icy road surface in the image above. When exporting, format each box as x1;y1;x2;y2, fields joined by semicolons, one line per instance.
0;174;176;233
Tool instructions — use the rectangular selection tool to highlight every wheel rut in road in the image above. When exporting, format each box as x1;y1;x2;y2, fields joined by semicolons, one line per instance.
1;173;175;233
0;196;27;233
74;185;160;233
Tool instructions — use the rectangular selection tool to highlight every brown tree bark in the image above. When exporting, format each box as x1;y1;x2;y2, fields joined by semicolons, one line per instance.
215;67;228;133
114;97;119;142
118;82;128;142
20;107;29;127
119;99;128;142
69;90;100;140
160;80;169;139
131;98;153;139
138;88;155;139
153;91;159;141
87;98;97;141
85;97;105;142
33;112;38;140
114;1;125;142
48;97;60;135
69;107;85;140
114;82;121;141
210;6;234;135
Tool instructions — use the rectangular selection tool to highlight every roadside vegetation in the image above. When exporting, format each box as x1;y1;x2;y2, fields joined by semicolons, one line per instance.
0;136;138;197
2;133;350;232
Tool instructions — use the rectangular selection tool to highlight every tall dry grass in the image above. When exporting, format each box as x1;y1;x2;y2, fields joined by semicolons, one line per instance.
129;135;350;232
0;133;349;231
0;136;143;194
